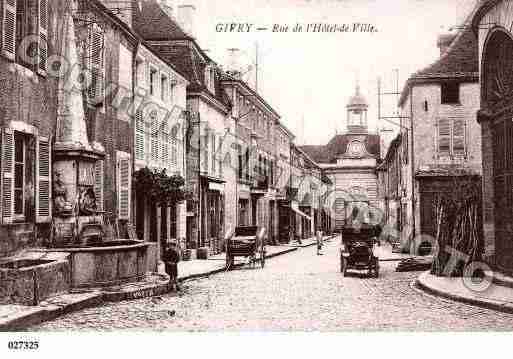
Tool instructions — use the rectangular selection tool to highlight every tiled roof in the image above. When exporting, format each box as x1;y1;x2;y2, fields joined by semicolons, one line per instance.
398;11;479;107
132;0;190;40
300;133;381;164
132;0;230;109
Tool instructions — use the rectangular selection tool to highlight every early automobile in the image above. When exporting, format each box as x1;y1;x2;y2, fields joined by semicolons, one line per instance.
340;224;379;278
225;226;266;270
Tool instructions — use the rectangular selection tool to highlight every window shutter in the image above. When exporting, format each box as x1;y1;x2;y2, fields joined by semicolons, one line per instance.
117;152;131;220
88;24;104;102
94;160;104;212
135;110;145;161
37;0;48;75
161;131;169;167
1;0;16;60
453;118;466;156
35;136;51;223
170;135;177;170
150;113;159;162
1;128;14;224
437;118;451;155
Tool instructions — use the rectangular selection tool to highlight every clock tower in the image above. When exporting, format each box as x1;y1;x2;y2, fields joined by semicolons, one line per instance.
346;84;368;134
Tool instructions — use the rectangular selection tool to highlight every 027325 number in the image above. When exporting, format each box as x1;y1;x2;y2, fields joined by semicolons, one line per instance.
7;341;39;350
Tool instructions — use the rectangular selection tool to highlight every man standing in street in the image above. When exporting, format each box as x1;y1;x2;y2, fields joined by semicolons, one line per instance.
163;239;181;291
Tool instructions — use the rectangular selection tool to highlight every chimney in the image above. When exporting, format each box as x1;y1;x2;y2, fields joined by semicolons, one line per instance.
226;48;242;80
159;0;174;19
437;33;457;57
177;4;196;38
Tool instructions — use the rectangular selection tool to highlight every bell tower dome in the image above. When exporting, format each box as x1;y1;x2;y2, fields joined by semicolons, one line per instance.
346;84;369;134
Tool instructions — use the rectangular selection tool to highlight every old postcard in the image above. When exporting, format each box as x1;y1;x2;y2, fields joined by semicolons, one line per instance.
0;0;512;355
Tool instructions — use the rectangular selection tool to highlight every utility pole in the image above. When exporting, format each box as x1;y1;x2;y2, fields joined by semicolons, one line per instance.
255;42;259;92
377;69;415;240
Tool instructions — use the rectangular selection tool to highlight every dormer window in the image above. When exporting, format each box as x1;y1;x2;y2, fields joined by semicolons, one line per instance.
205;66;216;95
149;67;158;97
161;74;168;102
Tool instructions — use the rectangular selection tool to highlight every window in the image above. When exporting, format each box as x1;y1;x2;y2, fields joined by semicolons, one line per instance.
135;59;145;88
437;117;466;157
170;77;176;103
2;0;48;74
239;199;249;226
211;134;216;175
238;147;243;180
86;23;104;103
161;74;168;102
13;132;25;217
245;149;250;181
149;67;158;96
441;83;460;104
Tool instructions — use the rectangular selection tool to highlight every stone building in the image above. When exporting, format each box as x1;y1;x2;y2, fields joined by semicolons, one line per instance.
397;18;482;244
472;0;513;273
376;134;404;245
220;71;281;245
275;123;295;243
133;0;232;256
132;43;189;255
301;85;381;232
0;0;57;257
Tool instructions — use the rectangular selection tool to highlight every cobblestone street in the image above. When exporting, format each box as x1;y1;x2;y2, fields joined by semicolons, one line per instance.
32;238;513;331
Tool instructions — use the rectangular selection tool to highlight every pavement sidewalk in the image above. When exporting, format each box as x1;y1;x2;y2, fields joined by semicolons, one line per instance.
416;271;513;314
0;235;335;331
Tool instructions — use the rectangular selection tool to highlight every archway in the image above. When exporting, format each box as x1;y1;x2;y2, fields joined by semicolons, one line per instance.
482;28;513;272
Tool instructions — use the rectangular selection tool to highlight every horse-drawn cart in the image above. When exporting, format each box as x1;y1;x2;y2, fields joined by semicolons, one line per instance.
226;226;267;270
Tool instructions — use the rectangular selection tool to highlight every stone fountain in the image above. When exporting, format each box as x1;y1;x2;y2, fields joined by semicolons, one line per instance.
45;10;153;289
50;8;105;247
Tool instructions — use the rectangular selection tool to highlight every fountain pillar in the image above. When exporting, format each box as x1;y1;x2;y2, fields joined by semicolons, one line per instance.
51;10;105;247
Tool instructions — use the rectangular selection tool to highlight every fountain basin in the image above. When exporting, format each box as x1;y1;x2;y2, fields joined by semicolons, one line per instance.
45;240;154;289
0;253;70;306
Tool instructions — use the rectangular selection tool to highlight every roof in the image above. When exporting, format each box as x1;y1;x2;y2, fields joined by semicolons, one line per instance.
347;85;368;107
132;0;191;41
300;133;381;164
132;0;230;109
377;134;402;170
220;72;281;119
398;11;479;107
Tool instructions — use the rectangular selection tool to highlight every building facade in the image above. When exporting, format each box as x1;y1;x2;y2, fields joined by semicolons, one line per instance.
221;71;281;245
132;43;189;256
0;0;57;257
301;85;381;232
133;1;233;256
472;0;513;273
397;21;482;247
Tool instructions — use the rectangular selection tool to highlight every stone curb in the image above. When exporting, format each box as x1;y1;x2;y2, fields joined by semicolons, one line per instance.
0;243;306;331
415;271;513;315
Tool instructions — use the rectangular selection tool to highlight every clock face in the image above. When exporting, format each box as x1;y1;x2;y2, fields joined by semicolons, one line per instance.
347;141;365;157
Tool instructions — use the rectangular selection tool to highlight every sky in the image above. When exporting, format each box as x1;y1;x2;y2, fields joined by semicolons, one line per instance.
171;0;477;145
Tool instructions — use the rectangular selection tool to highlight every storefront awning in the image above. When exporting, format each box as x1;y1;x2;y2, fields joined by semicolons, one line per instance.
209;182;225;192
